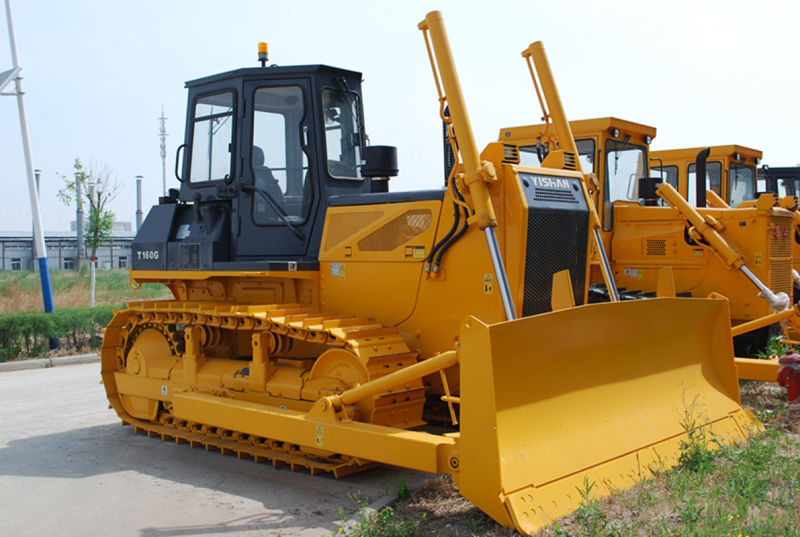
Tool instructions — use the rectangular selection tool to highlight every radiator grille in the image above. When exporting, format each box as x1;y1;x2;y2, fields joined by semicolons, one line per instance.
769;214;793;259
768;213;794;297
769;259;793;297
520;174;589;316
533;187;580;204
646;239;666;256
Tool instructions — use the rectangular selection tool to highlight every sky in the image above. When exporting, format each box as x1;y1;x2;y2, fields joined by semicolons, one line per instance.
1;0;798;233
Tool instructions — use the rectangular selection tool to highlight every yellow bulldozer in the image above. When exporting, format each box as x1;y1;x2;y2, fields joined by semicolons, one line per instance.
102;12;761;534
499;49;798;369
653;150;800;308
650;145;762;208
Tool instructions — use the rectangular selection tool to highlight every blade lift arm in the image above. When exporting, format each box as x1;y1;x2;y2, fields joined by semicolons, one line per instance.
419;11;516;320
522;42;620;302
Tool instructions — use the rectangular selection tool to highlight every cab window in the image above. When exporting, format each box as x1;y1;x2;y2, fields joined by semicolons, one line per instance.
517;138;595;172
650;165;679;190
190;91;234;182
251;86;311;225
576;139;596;173
729;163;756;206
687;161;722;206
777;178;800;197
603;139;646;229
322;88;363;179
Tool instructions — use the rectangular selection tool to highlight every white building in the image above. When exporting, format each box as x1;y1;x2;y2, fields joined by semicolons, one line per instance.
0;230;134;271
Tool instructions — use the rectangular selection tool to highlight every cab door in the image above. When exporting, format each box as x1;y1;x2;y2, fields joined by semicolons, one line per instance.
236;80;317;258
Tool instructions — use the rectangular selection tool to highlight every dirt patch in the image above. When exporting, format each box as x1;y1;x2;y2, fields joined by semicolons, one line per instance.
740;380;792;430
394;477;515;536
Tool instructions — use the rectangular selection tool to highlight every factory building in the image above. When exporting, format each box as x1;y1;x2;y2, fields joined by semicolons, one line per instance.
0;222;134;271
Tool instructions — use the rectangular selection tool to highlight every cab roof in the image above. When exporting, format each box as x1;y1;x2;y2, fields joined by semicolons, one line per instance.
499;117;657;143
651;145;762;161
186;64;363;88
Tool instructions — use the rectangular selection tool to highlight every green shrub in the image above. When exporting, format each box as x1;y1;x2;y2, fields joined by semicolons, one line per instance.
755;335;789;359
0;305;117;361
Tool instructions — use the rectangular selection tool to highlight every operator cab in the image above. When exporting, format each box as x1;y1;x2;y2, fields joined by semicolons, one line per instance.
178;64;370;260
504;117;661;228
134;60;398;271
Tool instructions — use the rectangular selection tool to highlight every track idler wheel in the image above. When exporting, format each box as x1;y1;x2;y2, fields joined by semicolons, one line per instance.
120;327;177;420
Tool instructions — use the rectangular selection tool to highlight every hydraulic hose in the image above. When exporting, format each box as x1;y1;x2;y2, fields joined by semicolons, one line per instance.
433;178;470;272
426;174;461;272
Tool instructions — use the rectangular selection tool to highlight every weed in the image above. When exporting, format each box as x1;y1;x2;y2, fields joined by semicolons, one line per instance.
336;505;423;537
677;392;717;473
348;491;367;507
396;480;410;501
573;477;614;537
676;494;704;526
465;516;484;532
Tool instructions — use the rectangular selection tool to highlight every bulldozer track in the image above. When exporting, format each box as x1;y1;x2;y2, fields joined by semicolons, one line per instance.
102;300;425;477
122;413;376;477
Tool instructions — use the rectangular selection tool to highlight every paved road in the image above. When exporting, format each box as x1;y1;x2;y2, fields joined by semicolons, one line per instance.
0;363;428;537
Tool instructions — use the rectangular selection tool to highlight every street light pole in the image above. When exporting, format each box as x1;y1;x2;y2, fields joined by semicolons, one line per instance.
32;168;39;268
88;176;96;307
3;0;54;313
75;171;83;270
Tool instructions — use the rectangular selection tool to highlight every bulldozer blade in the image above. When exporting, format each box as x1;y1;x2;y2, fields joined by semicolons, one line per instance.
455;298;761;535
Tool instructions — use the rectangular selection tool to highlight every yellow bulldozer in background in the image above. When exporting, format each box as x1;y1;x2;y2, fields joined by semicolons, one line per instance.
101;11;761;534
653;148;800;308
650;145;762;208
499;55;798;368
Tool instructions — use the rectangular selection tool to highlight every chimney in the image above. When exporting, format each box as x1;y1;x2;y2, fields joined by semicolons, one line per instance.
135;175;143;232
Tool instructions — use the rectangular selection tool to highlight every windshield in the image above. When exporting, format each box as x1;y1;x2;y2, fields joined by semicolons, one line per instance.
729;163;756;207
322;88;364;179
650;164;679;190
602;139;646;228
605;139;647;202
687;161;722;206
518;138;595;171
777;177;800;197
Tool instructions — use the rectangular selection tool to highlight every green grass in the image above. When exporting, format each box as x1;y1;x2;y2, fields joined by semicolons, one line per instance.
0;268;171;313
352;377;799;537
375;428;800;537
543;428;800;537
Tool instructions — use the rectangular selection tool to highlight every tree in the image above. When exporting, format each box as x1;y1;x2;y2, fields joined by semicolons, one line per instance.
58;158;119;307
